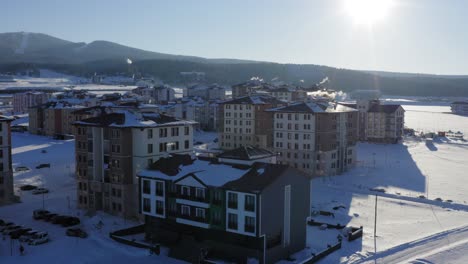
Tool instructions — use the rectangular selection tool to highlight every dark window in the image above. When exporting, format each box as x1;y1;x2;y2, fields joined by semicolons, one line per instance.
143;198;151;212
143;180;151;194
184;126;190;135
156;181;164;196
147;129;153;139
148;144;153;154
181;205;190;216
228;192;238;209
184;140;190;149
245;195;255;211
245;216;255;233
228;213;238;229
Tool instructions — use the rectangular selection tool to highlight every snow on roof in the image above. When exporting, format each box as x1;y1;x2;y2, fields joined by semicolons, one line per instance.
267;101;357;113
138;159;249;187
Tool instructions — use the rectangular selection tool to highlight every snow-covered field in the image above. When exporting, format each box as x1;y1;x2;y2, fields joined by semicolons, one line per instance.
1;99;468;263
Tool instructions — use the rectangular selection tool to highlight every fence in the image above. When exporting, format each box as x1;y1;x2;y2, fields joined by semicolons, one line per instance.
301;241;342;264
347;226;363;242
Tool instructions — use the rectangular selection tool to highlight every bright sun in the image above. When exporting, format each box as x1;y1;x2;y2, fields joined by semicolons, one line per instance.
344;0;395;25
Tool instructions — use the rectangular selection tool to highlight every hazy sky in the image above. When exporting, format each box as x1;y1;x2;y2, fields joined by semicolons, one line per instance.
2;0;468;75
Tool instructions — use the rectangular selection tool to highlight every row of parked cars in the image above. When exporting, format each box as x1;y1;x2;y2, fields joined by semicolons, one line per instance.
0;219;49;245
20;184;50;194
33;210;80;227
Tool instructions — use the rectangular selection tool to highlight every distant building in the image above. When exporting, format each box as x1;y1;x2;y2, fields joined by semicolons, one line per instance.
451;101;468;116
269;101;358;176
137;150;310;263
132;85;175;104
13;91;50;113
219;96;285;150
0;116;13;205
366;104;405;143
73;110;196;218
29;101;85;136
186;84;226;101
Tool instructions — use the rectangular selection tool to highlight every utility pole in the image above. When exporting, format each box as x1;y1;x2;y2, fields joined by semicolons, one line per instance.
374;194;378;258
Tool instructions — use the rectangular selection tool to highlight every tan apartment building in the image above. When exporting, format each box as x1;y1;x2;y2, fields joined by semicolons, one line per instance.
29;101;85;136
13;91;50;113
0;116;13;205
269;101;358;176
366;104;405;143
73;110;196;218
219;96;285;150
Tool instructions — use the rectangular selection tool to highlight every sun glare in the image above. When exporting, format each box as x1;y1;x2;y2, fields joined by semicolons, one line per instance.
344;0;395;25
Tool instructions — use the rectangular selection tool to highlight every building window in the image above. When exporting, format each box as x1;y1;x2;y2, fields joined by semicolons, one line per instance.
156;181;164;196
143;180;151;194
156;200;164;215
184;126;190;135
143;198;151;213
195;188;205;200
228;192;238;209
245;216;255;233
228;213;238;229
213;190;222;204
148;144;153;154
147;158;153;167
181;186;190;197
159;128;167;138
147;129;153;139
195;208;206;219
184;140;190;149
181;205;190;216
212;210;222;225
245;195;255;211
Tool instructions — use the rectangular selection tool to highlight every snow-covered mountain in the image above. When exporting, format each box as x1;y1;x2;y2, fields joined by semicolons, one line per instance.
0;32;253;64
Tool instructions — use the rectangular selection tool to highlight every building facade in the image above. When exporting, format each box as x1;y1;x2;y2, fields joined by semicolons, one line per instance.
13;91;50;113
219;96;285;150
366;104;405;143
0;116;13;205
73;110;195;218
270;102;358;176
451;101;468;116
138;153;310;264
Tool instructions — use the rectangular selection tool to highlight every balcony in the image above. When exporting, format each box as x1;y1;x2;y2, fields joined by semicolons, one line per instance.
177;193;209;203
212;199;223;206
244;203;255;212
228;222;238;229
177;213;209;224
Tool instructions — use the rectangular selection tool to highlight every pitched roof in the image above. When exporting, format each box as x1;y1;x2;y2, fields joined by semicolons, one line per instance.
74;110;195;128
267;101;357;113
221;163;290;193
220;95;285;105
368;104;403;113
218;146;275;161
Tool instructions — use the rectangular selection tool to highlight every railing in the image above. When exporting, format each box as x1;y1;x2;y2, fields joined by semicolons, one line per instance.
228;202;238;209
177;213;209;223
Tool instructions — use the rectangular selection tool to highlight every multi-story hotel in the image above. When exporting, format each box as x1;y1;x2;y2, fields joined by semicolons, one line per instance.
13;91;50;113
137;149;310;263
0;116;13;205
366;104;405;143
219;96;285;150
73;109;196;218
269;101;358;176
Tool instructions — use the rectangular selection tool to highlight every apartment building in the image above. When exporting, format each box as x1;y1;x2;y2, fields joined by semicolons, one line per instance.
29;101;85;136
73;110;196;218
268;87;308;103
13;91;50;113
138;152;310;263
219;96;285;150
132;85;175;104
366;104;405;143
451;101;468;116
186;84;226;101
0;116;13;205
269;101;358;176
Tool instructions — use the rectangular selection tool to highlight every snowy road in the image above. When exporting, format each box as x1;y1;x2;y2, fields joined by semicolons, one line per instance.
353;225;468;264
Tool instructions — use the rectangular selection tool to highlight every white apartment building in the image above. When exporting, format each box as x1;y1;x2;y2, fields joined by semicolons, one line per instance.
366;104;405;143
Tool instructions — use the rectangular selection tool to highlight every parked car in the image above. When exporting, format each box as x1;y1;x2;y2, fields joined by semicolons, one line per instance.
10;228;32;239
62;217;80;227
15;166;30;172
36;163;51;169
19;230;40;242
3;225;23;235
66;228;87;238
43;213;58;222
28;232;49;245
52;215;68;225
33;209;50;220
20;184;38;191
32;188;49;195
